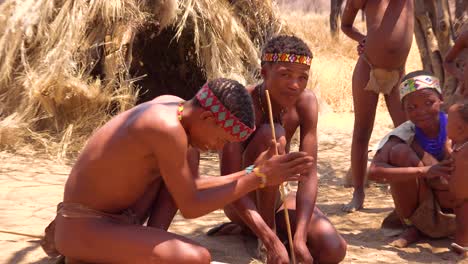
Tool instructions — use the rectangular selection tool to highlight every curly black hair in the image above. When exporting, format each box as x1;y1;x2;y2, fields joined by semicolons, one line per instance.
261;35;313;66
195;78;255;129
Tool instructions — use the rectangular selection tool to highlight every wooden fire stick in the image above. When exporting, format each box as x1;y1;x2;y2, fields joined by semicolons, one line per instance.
0;229;43;239
265;90;296;264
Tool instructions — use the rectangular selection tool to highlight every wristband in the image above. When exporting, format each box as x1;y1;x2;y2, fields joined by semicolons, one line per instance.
253;167;267;188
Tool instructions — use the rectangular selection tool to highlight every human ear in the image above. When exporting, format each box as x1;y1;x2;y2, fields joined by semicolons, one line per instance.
199;110;214;120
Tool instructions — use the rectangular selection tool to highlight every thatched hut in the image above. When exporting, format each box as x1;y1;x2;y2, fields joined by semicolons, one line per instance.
0;0;286;157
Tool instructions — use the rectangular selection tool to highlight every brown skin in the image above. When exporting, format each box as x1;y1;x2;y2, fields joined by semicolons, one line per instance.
341;0;413;212
368;89;459;248
445;31;468;98
219;62;347;264
447;104;468;254
54;95;315;263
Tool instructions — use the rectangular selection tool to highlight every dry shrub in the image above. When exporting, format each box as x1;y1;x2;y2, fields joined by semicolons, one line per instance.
0;0;285;157
0;0;149;157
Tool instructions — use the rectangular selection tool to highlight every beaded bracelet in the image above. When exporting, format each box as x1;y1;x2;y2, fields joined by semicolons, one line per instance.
245;165;266;188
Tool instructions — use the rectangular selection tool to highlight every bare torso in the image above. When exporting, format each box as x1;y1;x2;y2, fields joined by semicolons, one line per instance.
247;85;310;150
363;0;414;68
63;95;182;213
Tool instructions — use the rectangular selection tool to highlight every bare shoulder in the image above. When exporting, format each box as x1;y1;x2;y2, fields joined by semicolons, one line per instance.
296;89;318;112
130;101;187;149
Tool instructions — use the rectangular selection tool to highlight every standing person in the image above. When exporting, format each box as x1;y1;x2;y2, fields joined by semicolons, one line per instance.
341;0;413;212
40;78;314;264
210;36;347;264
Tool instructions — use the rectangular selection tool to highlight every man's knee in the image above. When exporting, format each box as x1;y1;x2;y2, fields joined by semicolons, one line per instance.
316;235;347;264
151;244;211;264
389;143;418;167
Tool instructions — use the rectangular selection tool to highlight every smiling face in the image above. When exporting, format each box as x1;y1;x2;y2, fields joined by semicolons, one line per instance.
261;62;310;108
402;88;443;130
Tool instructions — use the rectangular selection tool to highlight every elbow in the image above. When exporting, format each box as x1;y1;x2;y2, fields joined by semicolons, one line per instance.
178;206;200;219
340;24;351;34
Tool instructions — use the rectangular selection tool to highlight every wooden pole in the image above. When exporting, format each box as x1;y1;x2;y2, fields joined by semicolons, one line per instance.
0;229;43;239
265;90;296;264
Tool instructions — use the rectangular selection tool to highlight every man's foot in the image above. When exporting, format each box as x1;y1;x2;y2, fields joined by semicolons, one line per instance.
342;189;365;213
389;227;421;248
451;243;468;258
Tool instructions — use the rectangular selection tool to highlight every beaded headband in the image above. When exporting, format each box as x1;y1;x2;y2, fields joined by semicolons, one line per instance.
262;53;312;66
399;75;442;101
196;83;255;141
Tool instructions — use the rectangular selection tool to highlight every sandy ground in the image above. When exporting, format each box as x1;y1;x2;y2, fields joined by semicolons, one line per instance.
1;111;467;264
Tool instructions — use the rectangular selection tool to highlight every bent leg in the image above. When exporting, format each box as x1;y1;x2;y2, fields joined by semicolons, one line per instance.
276;194;347;264
55;215;211;264
243;124;285;227
386;143;430;247
343;56;379;212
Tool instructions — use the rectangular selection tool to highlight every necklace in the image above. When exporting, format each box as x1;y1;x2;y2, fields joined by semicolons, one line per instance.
256;84;284;124
454;140;468;152
177;101;184;121
414;112;447;160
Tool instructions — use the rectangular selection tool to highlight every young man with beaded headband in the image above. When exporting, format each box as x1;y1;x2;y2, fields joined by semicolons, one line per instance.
39;78;314;264
369;71;462;248
210;35;347;263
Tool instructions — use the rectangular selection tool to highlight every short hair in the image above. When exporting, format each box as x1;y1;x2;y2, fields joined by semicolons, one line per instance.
261;35;313;66
197;78;255;129
401;70;434;82
457;100;468;123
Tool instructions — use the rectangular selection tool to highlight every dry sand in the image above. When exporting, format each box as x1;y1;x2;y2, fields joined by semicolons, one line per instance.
1;111;467;264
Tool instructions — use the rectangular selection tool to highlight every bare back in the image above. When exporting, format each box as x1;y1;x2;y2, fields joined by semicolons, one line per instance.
363;0;414;68
63;95;183;213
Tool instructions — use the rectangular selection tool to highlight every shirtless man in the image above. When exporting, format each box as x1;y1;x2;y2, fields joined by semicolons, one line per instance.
447;101;468;257
369;71;457;247
41;78;314;264
213;36;347;264
341;0;412;212
445;29;468;98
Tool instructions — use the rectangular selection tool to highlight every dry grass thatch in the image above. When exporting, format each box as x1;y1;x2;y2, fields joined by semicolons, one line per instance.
0;0;285;157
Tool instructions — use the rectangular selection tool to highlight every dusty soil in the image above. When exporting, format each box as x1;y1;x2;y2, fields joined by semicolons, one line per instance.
1;112;467;264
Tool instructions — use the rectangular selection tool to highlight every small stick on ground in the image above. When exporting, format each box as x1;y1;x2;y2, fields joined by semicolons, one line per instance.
0;229;44;239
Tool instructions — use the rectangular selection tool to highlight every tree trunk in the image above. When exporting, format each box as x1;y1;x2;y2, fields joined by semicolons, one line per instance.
413;0;458;101
330;0;344;36
455;0;467;23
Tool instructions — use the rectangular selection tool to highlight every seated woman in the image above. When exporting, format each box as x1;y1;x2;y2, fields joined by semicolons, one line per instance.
368;71;459;248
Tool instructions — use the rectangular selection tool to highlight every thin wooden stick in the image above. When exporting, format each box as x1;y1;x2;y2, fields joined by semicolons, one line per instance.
0;229;44;239
265;90;297;264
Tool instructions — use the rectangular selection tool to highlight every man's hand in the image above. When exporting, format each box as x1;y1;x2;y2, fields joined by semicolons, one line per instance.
357;37;366;55
422;159;453;180
294;238;313;264
254;140;313;186
265;240;290;264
